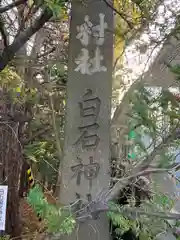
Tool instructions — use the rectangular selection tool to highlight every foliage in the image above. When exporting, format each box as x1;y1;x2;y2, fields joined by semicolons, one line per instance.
44;0;68;18
0;236;10;240
170;64;180;81
110;70;180;239
0;67;24;103
114;0;158;62
108;202;154;239
27;185;76;235
108;202;137;233
0;65;65;189
0;67;21;87
24;141;59;186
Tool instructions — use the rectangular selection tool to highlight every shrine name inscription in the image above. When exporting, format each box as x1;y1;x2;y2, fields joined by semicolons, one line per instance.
71;11;108;204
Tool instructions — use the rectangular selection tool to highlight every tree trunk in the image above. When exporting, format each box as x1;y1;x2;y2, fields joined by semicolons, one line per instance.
0;99;23;238
0;8;52;72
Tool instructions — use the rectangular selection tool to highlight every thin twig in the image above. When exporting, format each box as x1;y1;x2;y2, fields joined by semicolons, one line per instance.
82;207;180;221
111;167;170;182
0;0;26;14
107;131;174;201
102;0;134;29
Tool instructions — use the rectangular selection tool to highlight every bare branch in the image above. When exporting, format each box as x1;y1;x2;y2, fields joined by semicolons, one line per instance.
22;126;52;144
111;167;171;182
0;18;8;47
0;0;27;14
102;0;134;29
107;129;177;201
73;197;180;222
0;8;52;71
37;46;56;59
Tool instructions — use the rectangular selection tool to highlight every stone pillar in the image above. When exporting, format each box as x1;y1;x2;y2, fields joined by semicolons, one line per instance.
60;0;114;240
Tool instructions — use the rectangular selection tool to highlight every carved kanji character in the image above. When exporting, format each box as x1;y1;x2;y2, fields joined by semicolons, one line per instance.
71;157;84;186
90;47;107;73
76;15;93;46
79;89;101;120
84;156;100;190
75;129;100;150
74;48;91;75
71;156;100;188
74;47;106;75
92;13;108;46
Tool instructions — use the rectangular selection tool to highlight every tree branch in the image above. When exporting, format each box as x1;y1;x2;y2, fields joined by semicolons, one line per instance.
0;0;27;14
0;8;52;71
22;126;52;144
107;129;177;201
70;192;180;222
0;18;8;47
103;0;134;29
75;203;180;222
37;46;56;59
111;167;171;182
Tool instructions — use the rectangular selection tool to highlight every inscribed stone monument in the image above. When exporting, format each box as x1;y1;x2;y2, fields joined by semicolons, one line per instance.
60;0;113;239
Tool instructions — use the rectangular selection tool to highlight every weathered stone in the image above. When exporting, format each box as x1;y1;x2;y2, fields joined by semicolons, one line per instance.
60;0;113;239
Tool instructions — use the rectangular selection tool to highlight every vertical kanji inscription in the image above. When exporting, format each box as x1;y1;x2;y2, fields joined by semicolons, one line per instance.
60;1;113;239
74;89;101;150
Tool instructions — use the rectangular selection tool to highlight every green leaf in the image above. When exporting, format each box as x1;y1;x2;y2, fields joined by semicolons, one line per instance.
28;155;37;162
16;86;21;92
28;0;34;7
129;130;136;139
27;184;75;235
139;232;150;240
128;152;136;159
